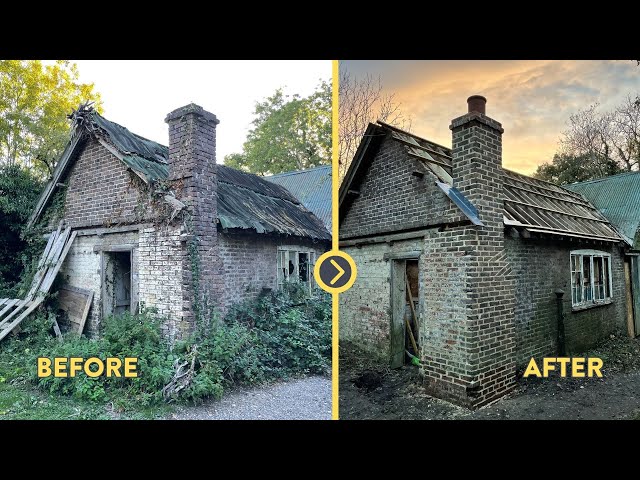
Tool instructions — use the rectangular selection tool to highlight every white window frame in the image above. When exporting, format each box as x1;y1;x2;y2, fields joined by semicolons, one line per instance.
277;246;316;294
570;249;613;309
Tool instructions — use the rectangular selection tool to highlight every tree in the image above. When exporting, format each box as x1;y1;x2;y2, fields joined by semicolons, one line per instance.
560;102;639;174
339;70;411;180
224;80;331;175
0;164;43;296
0;60;102;178
534;152;621;185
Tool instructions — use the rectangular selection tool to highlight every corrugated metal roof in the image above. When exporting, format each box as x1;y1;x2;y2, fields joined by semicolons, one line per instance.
342;121;623;243
33;110;329;240
265;165;332;231
566;171;640;247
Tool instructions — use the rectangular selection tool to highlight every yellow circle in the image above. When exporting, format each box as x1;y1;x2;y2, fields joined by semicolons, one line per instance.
314;250;357;294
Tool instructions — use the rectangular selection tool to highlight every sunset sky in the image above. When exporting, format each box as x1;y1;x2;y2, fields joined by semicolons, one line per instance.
341;60;640;175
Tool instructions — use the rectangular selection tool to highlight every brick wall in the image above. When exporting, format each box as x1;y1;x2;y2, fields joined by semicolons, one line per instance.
340;239;423;358
340;138;458;239
62;139;154;229
505;236;627;366
138;225;184;342
219;232;328;313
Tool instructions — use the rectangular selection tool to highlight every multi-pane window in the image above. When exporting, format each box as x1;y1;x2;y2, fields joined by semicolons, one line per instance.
570;250;612;308
277;248;316;293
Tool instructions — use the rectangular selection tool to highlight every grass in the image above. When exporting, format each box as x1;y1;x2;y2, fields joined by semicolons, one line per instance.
0;379;173;420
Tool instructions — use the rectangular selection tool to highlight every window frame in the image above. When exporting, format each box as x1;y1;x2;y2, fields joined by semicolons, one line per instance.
570;249;613;309
277;246;316;294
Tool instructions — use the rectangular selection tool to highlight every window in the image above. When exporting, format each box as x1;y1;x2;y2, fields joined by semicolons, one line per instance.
570;250;612;308
277;248;316;293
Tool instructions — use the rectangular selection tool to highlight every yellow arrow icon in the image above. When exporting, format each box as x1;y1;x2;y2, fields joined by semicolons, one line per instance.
330;259;345;285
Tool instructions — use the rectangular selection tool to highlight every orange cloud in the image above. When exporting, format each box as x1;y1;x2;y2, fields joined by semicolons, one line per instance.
342;60;640;175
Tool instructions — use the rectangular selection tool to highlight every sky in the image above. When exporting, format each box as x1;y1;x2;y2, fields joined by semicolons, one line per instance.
72;60;331;162
341;60;640;174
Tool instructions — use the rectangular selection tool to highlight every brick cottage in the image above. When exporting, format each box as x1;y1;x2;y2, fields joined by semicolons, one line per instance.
339;96;635;408
27;104;330;342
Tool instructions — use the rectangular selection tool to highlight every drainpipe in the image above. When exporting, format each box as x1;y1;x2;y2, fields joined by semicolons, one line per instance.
554;289;566;356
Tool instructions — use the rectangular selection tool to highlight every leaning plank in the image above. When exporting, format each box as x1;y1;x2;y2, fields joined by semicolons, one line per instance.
0;299;7;308
0;298;44;342
0;230;77;342
26;227;69;301
0;301;29;329
58;286;93;335
38;231;77;296
0;299;20;320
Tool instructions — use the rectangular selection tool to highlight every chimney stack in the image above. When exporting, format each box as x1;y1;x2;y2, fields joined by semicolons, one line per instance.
447;96;516;406
165;103;222;331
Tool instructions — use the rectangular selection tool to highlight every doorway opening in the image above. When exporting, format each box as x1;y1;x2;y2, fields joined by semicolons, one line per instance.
103;251;132;317
390;258;420;368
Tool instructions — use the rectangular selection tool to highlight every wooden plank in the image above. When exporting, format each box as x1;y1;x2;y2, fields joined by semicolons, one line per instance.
0;299;20;320
390;260;406;369
52;317;63;343
27;134;83;228
624;260;635;338
77;290;93;335
74;223;152;237
0;298;44;342
405;272;420;345
93;244;136;253
38;230;77;296
26;227;69;300
58;285;93;335
0;301;29;329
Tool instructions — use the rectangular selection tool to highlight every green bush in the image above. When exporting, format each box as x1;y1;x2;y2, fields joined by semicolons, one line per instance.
0;284;331;408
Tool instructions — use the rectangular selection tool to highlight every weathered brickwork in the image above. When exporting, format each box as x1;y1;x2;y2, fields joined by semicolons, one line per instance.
340;139;460;239
505;237;626;366
166;105;224;327
49;103;330;343
62;139;153;229
138;225;184;342
219;233;326;312
340;239;423;359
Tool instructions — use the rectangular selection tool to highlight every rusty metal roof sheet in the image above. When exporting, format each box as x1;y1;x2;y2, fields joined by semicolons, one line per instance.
342;121;623;243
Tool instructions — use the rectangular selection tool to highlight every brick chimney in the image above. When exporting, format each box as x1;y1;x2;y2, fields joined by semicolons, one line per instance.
446;96;516;407
165;103;222;327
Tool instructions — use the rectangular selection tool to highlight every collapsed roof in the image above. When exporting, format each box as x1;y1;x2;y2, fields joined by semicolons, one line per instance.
29;108;330;241
340;121;623;243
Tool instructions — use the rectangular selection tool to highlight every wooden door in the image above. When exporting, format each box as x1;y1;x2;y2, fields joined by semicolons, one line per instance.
390;260;406;368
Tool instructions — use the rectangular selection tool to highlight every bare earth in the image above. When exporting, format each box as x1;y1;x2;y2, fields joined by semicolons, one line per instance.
340;337;640;420
169;376;331;420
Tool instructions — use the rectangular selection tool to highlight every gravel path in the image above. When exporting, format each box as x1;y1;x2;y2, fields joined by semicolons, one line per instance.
169;376;331;420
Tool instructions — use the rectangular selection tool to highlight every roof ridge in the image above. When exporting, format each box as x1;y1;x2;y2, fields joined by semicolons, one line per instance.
266;164;331;178
376;120;452;153
569;170;640;186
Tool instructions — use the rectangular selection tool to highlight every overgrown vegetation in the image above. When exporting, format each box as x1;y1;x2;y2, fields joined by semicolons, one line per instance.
0;284;330;419
0;164;44;298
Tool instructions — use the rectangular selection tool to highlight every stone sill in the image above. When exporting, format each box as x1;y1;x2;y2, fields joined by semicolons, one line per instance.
572;299;613;312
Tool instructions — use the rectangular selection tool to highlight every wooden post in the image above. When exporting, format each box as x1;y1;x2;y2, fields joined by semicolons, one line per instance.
554;289;566;356
624;260;636;338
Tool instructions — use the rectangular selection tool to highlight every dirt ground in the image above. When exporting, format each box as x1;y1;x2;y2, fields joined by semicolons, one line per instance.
339;335;640;420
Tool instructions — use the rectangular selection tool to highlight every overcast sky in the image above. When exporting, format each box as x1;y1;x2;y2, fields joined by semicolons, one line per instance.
73;60;331;162
342;60;640;174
